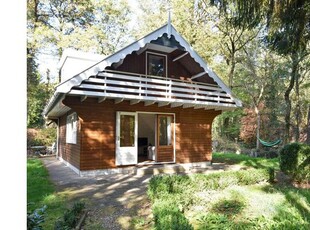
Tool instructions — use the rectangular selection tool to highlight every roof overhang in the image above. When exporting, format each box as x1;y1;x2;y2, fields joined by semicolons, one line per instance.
43;23;242;119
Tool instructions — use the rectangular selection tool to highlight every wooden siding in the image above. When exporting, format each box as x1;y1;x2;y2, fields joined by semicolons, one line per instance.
62;96;220;170
112;49;211;83
58;112;81;169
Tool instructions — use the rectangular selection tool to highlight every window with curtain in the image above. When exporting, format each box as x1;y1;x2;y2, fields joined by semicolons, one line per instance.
66;112;77;144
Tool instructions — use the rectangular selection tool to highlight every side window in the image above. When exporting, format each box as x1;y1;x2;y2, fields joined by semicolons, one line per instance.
66;112;77;144
147;53;166;77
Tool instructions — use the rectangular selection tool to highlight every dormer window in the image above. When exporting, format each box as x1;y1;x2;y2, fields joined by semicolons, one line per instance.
146;52;167;77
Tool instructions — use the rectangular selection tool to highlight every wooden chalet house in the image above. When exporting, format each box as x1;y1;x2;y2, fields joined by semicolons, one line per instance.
43;23;242;176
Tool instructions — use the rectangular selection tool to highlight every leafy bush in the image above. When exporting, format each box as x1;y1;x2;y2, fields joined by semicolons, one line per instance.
153;201;193;230
197;213;232;229
54;201;85;229
27;205;47;230
279;143;310;182
27;127;57;147
148;174;192;200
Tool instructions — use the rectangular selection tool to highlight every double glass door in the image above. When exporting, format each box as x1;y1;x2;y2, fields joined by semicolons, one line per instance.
116;112;174;166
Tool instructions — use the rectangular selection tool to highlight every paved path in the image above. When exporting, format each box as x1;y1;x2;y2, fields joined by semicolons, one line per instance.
41;156;153;229
41;156;241;229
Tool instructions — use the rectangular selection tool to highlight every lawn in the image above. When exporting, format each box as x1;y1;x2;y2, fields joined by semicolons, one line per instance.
212;152;280;170
27;158;68;229
148;153;310;229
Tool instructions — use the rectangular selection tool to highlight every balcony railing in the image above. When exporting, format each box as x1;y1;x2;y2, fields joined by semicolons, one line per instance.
69;70;237;110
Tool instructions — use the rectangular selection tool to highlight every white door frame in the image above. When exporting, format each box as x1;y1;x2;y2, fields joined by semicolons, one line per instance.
115;111;138;166
137;111;176;164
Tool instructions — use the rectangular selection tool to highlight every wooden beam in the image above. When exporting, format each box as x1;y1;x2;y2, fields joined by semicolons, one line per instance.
194;105;205;109
114;98;124;104
98;97;106;103
191;71;206;80
172;52;189;62
158;102;170;107
144;101;155;106
205;106;216;110
130;99;141;105
80;96;87;102
183;104;194;109
170;102;183;108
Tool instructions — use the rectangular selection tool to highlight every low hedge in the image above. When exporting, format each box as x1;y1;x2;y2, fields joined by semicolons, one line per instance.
148;168;270;201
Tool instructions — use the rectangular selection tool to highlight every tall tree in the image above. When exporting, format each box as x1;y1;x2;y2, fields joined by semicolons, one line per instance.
211;0;310;143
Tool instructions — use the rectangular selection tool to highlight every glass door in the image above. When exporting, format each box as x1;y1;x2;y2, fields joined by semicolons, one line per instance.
156;115;174;162
116;112;138;166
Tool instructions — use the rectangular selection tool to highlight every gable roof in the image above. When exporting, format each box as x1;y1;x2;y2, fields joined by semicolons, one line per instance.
43;23;242;118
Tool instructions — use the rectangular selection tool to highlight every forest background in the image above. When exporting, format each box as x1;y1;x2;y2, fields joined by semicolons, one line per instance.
27;0;310;151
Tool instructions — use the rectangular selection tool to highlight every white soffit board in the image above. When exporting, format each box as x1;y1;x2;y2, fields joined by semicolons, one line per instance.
169;26;242;107
47;23;241;117
56;25;169;94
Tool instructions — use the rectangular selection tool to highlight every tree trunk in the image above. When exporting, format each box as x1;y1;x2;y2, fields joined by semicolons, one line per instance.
284;53;298;144
255;106;260;152
307;105;310;145
294;72;301;142
228;44;236;88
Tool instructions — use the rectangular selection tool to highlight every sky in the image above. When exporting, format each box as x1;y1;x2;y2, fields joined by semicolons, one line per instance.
37;0;144;84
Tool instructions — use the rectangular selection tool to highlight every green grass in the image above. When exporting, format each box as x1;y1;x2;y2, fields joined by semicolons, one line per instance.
27;158;67;229
213;152;280;170
148;154;310;229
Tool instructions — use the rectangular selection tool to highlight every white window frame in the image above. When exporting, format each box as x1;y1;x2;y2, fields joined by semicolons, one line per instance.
146;51;168;77
66;112;77;144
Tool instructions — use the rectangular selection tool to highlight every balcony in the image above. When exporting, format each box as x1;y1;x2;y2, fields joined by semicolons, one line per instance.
68;70;237;110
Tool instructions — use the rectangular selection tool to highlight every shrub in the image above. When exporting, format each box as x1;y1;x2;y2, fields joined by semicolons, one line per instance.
54;201;85;229
27;205;47;230
27;127;57;147
279;143;310;182
153;202;193;230
148;175;192;200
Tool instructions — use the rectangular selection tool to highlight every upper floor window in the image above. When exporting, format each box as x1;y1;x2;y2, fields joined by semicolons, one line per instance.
66;112;77;144
147;52;167;77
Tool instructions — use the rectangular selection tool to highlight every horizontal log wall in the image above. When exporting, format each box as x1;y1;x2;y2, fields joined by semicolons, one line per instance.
62;96;220;171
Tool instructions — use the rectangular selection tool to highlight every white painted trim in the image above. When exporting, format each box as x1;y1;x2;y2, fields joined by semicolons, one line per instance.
191;71;206;80
116;112;138;166
44;23;242;118
56;118;60;157
55;24;169;94
68;90;237;109
58;157;81;175
173;52;189;62
169;26;242;107
98;97;106;103
130;99;141;105
146;51;168;78
80;95;87;102
136;111;176;164
144;101;155;106
114;98;124;104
